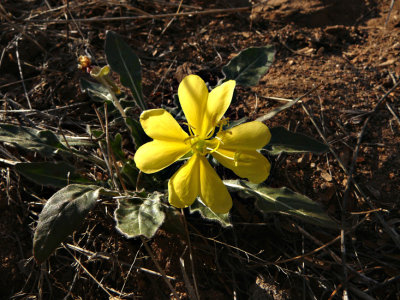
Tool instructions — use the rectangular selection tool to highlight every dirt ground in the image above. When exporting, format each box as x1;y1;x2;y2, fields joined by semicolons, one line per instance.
1;0;400;299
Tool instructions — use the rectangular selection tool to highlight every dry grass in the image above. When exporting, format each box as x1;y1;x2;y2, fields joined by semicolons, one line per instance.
1;0;400;299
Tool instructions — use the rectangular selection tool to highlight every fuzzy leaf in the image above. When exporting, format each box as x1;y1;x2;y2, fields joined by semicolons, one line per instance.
33;184;103;263
189;199;232;227
265;127;328;155
0;124;66;156
79;78;113;102
15;162;90;187
256;98;303;122
105;31;146;110
115;192;165;238
222;46;275;87
224;180;337;229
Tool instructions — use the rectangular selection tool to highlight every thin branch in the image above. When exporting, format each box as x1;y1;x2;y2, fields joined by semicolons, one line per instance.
23;6;252;23
140;237;180;299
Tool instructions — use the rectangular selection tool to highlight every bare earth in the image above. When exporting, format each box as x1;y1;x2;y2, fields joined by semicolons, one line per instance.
1;0;400;299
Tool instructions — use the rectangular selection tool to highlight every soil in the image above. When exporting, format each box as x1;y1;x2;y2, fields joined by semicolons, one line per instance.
1;0;400;299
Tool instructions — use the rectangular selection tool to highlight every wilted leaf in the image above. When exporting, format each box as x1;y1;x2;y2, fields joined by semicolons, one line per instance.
222;46;275;87
33;184;103;263
265;127;328;155
79;78;113;102
105;31;146;110
189;199;232;227
115;192;165;238
0;124;66;156
15;162;91;187
224;180;337;229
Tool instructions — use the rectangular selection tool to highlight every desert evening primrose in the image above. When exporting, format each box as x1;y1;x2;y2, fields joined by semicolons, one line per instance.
134;75;271;213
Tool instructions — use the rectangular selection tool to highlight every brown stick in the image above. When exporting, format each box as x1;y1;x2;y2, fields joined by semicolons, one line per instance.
23;6;251;23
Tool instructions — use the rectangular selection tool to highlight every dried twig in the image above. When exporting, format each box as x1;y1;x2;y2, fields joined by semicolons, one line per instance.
140;237;180;299
181;209;200;300
65;243;174;280
24;6;252;23
62;244;114;298
386;102;400;127
15;38;32;109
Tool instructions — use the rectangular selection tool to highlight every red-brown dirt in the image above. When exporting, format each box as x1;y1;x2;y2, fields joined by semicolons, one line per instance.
1;0;400;299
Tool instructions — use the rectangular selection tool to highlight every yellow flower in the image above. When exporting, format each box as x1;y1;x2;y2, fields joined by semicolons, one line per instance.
134;75;271;213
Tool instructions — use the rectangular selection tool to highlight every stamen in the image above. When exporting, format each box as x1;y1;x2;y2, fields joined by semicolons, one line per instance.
207;139;221;154
183;122;197;137
184;135;196;143
216;118;229;133
205;127;215;139
234;152;241;167
213;150;236;162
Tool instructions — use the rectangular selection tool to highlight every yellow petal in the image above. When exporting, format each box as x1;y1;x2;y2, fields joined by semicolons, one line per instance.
217;121;271;150
168;154;200;208
134;140;190;173
198;156;232;213
178;75;208;136
140;109;189;141
202;80;236;136
212;149;270;184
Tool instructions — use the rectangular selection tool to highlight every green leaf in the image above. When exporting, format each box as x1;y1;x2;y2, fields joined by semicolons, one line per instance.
63;136;94;147
256;97;302;122
189;199;232;227
125;117;150;148
120;160;139;189
224;180;337;229
110;133;126;162
79;78;113;102
265;127;328;155
0;124;66;156
162;206;186;236
105;31;146;110
15;162;91;187
222;46;275;87
33;184;103;263
115;192;165;238
225;117;248;129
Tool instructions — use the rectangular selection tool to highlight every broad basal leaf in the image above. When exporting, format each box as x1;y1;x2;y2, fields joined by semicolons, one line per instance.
115;192;165;238
0;124;66;156
224;180;337;229
222;46;275;87
33;184;104;263
15;162;90;187
265;127;328;155
189;199;232;227
105;31;146;110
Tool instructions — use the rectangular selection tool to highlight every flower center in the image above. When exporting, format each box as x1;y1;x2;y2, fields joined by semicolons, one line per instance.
184;121;226;156
189;136;220;156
